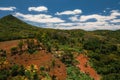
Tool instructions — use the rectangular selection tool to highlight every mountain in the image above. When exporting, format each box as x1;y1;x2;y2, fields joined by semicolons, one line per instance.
0;14;120;80
0;15;39;41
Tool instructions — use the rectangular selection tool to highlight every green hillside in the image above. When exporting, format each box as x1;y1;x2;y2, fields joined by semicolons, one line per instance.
0;15;39;41
0;15;120;80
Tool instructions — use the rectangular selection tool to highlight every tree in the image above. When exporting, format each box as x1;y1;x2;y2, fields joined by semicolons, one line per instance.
10;47;18;55
84;38;101;52
47;43;52;52
25;65;38;80
0;69;10;80
26;39;36;54
51;59;56;68
60;51;74;66
19;65;25;76
18;40;24;53
52;75;57;80
53;42;59;51
0;49;6;57
11;64;19;76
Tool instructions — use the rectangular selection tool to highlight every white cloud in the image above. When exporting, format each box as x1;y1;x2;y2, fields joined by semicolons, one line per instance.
28;6;48;12
111;19;120;23
69;15;79;22
53;21;120;31
53;10;120;30
79;10;120;22
14;12;65;23
0;7;16;11
55;9;82;15
14;9;120;31
80;14;116;22
111;10;120;16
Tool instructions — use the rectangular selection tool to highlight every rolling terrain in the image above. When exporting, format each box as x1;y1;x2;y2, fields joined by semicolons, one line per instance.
0;15;120;80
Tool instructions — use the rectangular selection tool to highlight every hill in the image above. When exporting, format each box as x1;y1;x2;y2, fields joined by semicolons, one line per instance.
0;14;120;80
0;15;39;41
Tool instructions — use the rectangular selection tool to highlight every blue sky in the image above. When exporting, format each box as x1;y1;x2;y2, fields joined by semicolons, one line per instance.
0;0;120;30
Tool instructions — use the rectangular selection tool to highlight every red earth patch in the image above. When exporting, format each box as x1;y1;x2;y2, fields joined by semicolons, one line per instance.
77;54;100;80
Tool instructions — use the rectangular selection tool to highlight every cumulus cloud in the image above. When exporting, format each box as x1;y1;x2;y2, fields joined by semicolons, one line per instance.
0;6;16;11
14;9;120;31
111;10;120;16
14;12;65;23
79;10;120;22
80;14;115;22
52;10;120;30
28;6;48;12
55;9;82;15
52;21;120;31
110;19;120;23
69;15;79;22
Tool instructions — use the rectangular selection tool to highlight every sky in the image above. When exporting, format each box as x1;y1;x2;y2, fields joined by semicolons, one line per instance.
0;0;120;31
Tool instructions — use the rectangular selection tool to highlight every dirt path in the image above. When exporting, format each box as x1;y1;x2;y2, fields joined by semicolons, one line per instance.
77;54;100;80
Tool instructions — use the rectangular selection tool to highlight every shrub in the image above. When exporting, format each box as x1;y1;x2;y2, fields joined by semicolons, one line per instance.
10;47;18;55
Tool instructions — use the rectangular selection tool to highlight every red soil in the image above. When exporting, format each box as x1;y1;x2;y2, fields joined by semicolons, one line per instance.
0;40;67;80
77;54;100;80
7;51;67;80
0;40;19;52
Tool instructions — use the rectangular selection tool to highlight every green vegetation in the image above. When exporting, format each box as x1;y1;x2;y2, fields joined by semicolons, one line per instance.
18;40;24;53
10;39;42;55
0;15;120;80
60;51;75;67
10;47;18;55
0;15;38;41
66;66;93;80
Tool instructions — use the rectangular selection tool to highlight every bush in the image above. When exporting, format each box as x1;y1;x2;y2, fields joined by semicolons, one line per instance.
10;47;18;55
0;49;6;57
0;69;10;80
66;66;93;80
60;51;74;66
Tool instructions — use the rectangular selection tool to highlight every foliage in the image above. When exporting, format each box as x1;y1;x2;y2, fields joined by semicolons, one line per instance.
88;52;120;80
10;47;18;55
0;15;38;41
60;51;74;66
26;39;36;54
0;69;10;80
18;40;24;53
0;49;6;57
66;66;93;80
0;15;120;80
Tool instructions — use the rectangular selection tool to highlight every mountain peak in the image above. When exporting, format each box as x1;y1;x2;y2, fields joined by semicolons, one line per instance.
0;14;38;30
0;14;18;21
4;14;14;18
0;14;29;26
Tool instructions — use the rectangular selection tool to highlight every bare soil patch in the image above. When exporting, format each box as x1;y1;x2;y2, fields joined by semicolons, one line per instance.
77;54;100;80
0;40;19;52
0;40;67;80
